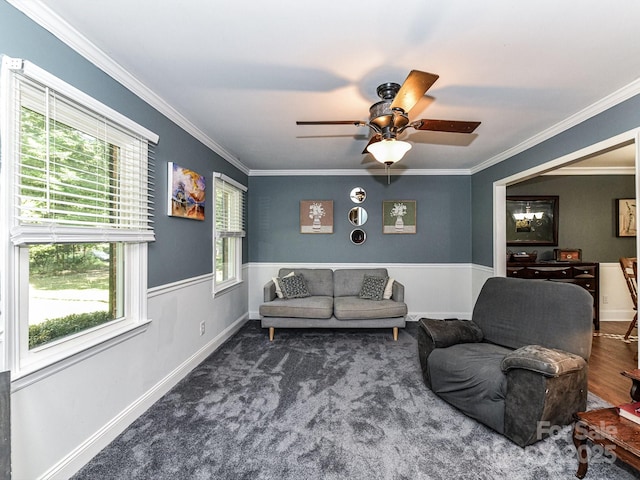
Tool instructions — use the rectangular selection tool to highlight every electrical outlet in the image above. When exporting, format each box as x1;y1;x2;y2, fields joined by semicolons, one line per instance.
199;321;205;336
602;295;609;305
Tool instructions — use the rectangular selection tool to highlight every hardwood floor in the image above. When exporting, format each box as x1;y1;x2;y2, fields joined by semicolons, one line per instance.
589;321;638;406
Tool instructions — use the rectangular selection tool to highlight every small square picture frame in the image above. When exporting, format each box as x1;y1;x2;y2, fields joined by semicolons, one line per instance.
383;200;416;234
300;200;334;234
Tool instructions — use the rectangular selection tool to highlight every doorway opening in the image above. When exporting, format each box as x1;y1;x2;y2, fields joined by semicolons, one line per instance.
492;130;640;404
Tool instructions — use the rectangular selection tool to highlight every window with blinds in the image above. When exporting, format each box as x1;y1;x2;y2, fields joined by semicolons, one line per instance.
214;174;246;238
213;173;246;290
0;57;159;377
9;70;155;245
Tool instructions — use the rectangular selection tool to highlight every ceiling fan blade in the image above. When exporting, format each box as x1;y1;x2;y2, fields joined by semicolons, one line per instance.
413;119;481;134
296;120;365;126
362;134;381;154
390;70;439;113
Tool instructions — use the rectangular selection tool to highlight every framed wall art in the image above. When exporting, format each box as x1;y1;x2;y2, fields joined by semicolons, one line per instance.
300;200;333;233
167;162;206;221
616;198;636;237
383;200;416;234
506;196;558;246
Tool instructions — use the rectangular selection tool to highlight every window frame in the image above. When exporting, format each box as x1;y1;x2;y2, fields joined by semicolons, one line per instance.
213;173;246;295
0;56;158;379
16;243;147;376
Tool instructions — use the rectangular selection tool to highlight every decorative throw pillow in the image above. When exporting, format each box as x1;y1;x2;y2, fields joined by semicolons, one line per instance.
273;271;295;298
359;275;388;301
280;274;311;299
383;277;394;300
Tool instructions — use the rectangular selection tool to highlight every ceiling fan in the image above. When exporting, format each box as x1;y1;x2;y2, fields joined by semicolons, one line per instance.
297;70;480;180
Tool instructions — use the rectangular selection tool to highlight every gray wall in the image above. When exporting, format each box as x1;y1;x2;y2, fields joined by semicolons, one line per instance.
507;175;636;262
249;174;472;263
0;1;247;288
472;95;640;267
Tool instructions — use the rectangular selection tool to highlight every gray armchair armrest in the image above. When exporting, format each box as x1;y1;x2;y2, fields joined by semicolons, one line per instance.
418;318;484;349
501;345;586;377
391;280;405;302
417;318;483;389
263;280;276;302
502;345;588;446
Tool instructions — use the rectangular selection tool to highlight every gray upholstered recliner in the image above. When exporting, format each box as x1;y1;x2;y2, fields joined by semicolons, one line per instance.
417;276;593;447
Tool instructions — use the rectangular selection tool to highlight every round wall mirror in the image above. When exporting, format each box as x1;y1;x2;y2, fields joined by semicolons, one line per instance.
350;187;366;203
348;207;368;226
350;228;366;245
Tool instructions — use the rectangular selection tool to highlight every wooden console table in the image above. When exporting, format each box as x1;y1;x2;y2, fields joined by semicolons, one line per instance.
506;262;599;330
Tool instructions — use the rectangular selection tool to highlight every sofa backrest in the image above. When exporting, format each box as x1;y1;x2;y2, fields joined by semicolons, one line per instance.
472;277;593;360
278;268;334;297
334;268;388;297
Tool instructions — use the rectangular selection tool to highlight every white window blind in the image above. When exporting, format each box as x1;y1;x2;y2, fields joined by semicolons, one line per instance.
214;173;246;238
3;58;157;245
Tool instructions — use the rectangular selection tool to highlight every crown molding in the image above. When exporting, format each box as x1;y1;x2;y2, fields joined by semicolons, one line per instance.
8;0;250;175
248;168;471;176
470;77;640;175
12;0;639;179
543;166;635;176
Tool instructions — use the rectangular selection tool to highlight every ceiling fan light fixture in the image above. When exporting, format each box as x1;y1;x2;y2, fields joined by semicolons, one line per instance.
366;139;412;164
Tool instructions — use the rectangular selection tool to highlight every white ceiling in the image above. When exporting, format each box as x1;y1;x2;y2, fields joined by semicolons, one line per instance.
11;0;640;174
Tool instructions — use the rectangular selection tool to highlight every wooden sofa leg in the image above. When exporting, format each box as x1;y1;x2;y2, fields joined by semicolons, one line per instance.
393;327;398;341
269;327;275;341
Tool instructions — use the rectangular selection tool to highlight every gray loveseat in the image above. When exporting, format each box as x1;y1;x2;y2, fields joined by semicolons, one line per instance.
260;268;407;341
417;276;593;447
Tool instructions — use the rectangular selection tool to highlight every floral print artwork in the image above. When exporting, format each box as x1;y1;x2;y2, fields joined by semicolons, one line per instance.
383;200;416;234
300;200;333;233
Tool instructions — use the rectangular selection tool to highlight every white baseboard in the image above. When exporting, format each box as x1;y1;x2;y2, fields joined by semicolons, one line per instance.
599;309;636;323
41;313;248;480
407;312;472;321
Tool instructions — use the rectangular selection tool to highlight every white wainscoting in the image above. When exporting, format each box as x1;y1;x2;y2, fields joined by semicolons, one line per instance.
12;268;248;480
599;262;635;322
249;262;634;324
249;263;493;322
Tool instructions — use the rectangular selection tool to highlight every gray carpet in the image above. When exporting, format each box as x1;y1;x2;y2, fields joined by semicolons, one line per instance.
73;321;640;479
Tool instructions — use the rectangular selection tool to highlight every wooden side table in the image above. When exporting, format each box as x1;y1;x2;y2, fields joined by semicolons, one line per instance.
573;408;640;478
572;370;640;477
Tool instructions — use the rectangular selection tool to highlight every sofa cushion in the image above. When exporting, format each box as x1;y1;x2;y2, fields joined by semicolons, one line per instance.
429;342;511;434
278;268;333;297
273;271;295;298
334;296;407;320
279;274;311;299
334;268;388;297
383;277;394;300
359;275;388;300
259;296;333;319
